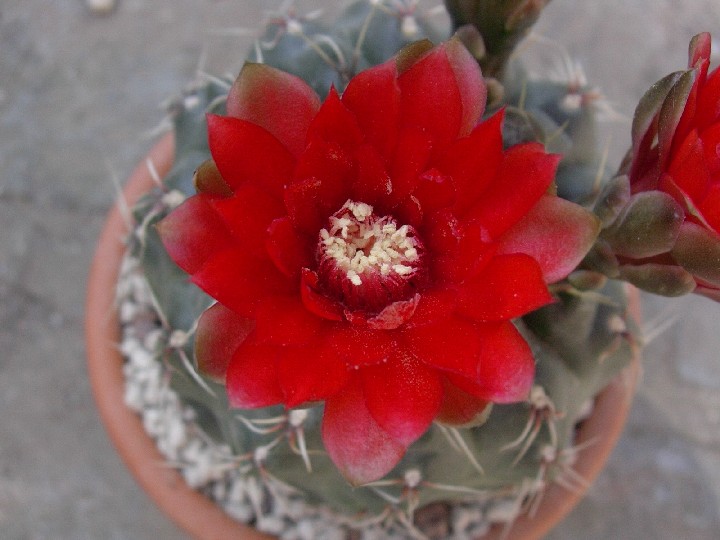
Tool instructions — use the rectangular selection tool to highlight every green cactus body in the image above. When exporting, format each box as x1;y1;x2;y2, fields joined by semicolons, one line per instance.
123;1;639;535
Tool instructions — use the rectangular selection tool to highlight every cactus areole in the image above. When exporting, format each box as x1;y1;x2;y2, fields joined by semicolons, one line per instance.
158;39;600;485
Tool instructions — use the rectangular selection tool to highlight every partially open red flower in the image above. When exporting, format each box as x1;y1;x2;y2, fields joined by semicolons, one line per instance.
159;39;599;484
629;33;720;300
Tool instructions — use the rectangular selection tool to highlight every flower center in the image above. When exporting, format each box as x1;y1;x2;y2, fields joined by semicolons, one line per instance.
317;200;426;312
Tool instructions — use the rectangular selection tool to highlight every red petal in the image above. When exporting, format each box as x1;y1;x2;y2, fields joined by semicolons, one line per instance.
497;195;600;283
402;316;483;378
463;143;560;240
423;209;462;255
209;183;285;257
405;287;458;328
284;176;325;234
254;296;324;347
322;377;406;485
226;63;320;158
391;195;424;229
397;44;462;145
328;325;397;368
226;336;283;408
700;185;720;233
361;352;443;445
435;377;490;426
207;114;294;198
265;217;314;278
444;38;487;136
277;342;349;408
157;194;235;274
191;249;294;317
389;126;434;206
411;168;457;213
293;139;355;205
307;86;364;148
342;59;401;163
351;143;392;207
667;129;711;204
435;109;505;216
697;65;720;130
300;269;344;321
429;223;497;284
456;253;554;322
195;303;254;382
449;322;535;403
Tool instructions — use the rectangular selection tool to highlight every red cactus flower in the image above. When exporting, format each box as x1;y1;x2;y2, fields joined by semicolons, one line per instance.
629;33;720;300
158;39;599;484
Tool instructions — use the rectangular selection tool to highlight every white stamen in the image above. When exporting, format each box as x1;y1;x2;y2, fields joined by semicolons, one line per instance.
319;200;420;286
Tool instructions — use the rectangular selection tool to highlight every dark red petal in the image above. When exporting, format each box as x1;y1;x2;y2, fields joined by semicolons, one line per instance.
207;114;294;198
463;143;560;240
389;126;434;206
300;269;345;321
497;195;600;283
424;209;463;255
329;325;397;368
195;303;254;382
277;342;350;408
322;377;406;485
284;176;325;234
667;129;711;204
697;65;720;130
265;217;314;278
451;322;535;404
701;184;720;233
226;62;320;158
402;316;482;378
226;335;283;408
351;143;392;207
405;287;458;328
209;184;285;257
191;249;294;317
391;195;424;229
435;110;505;216
397;44;463;145
254;295;324;347
701;122;720;177
361;352;443;445
429;223;497;284
435;377;491;426
411;168;457;212
456;253;554;322
157;194;235;274
293;139;355;205
307;86;364;148
342;59;401;163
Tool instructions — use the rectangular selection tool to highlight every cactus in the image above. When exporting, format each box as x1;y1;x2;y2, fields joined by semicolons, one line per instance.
122;1;641;536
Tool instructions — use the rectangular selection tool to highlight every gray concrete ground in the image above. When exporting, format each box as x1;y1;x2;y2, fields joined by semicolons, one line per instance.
1;0;719;538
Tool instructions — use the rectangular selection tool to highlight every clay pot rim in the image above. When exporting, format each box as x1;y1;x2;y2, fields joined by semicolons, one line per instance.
85;133;640;540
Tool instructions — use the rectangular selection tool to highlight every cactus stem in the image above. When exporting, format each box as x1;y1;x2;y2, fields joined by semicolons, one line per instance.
544;119;569;147
352;1;381;71
288;427;313;473
436;425;485;475
235;414;287;435
591;136;612;197
177;346;217;397
501;386;560;466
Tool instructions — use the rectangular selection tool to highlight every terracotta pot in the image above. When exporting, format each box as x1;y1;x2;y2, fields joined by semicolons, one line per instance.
85;134;641;540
